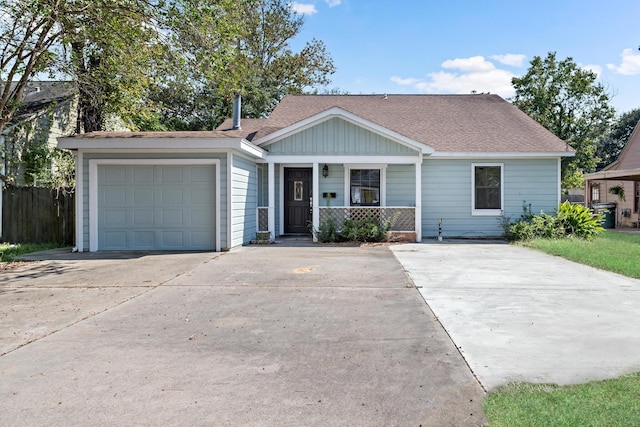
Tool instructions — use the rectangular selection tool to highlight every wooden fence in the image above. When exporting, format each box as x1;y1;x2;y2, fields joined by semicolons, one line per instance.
2;186;75;244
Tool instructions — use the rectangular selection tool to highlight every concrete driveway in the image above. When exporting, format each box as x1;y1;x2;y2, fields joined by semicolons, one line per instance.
0;245;484;426
391;242;640;391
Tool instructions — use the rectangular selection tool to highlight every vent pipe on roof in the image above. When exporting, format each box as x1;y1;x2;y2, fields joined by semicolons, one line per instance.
232;93;241;130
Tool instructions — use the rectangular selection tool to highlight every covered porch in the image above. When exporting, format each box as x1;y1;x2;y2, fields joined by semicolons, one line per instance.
256;157;423;242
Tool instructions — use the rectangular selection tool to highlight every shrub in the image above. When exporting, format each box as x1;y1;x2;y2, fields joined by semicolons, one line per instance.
314;212;394;243
556;200;604;239
316;217;341;243
507;201;604;241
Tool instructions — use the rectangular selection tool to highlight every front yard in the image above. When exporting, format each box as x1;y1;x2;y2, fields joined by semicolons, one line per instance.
485;230;640;426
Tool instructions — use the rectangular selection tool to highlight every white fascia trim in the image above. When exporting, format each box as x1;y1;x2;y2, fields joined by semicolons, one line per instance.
266;155;421;164
255;107;433;154
430;152;575;159
59;137;265;159
471;162;504;217
88;158;221;252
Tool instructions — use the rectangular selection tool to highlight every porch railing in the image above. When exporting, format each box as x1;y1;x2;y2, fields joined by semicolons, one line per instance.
319;207;415;231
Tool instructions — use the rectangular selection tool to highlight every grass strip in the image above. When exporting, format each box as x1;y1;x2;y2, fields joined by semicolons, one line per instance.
484;373;640;426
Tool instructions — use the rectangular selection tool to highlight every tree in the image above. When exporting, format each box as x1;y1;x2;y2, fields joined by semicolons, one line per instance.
0;0;65;135
511;52;615;189
59;0;169;132
595;108;640;169
149;0;335;130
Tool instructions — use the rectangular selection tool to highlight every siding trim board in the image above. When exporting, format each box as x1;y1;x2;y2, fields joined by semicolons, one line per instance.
88;158;221;252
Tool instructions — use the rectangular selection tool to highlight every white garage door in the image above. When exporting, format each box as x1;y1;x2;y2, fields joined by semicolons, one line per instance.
98;164;215;250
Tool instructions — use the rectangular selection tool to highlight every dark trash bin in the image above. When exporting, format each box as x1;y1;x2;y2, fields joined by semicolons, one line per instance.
592;202;617;229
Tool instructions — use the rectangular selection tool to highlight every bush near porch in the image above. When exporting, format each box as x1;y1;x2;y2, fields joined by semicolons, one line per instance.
314;212;394;243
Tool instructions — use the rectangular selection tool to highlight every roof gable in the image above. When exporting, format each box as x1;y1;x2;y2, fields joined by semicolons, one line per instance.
604;120;640;171
255;106;432;154
265;116;421;156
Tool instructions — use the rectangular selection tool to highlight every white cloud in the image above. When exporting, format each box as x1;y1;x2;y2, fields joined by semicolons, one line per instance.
442;55;495;72
390;76;421;86
581;64;602;77
324;0;342;6
607;48;640;75
288;2;318;15
390;55;520;98
491;54;527;67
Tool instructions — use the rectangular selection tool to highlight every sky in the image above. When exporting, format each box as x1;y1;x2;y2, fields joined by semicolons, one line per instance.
287;0;640;114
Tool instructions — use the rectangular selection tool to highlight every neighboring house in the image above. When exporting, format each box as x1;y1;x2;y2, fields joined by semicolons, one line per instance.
58;94;573;252
584;120;640;228
1;81;77;186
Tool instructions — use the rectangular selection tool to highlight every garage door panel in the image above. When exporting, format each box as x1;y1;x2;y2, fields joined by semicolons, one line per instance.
134;166;154;182
104;166;127;183
191;166;214;182
162;188;184;205
133;209;155;226
98;164;216;250
104;187;127;205
134;231;156;247
161;209;184;226
104;209;127;226
133;187;154;204
104;231;127;248
161;167;183;182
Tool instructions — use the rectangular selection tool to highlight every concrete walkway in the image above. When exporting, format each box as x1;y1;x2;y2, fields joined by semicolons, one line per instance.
0;245;485;426
391;241;640;390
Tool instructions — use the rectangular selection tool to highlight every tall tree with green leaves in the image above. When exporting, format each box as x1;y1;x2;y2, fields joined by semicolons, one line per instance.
150;0;335;130
0;0;65;135
595;108;640;169
511;52;615;189
59;0;168;132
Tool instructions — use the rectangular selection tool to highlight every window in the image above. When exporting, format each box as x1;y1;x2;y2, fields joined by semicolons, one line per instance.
635;182;639;214
350;169;380;206
591;184;600;203
472;163;503;215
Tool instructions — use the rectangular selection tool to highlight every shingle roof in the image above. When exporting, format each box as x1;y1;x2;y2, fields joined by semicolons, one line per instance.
254;94;572;153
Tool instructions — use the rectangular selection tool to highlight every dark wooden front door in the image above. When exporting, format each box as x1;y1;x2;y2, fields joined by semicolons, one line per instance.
284;168;312;234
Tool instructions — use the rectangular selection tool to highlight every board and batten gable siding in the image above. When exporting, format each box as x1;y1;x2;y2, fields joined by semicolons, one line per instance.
265;117;418;156
318;163;344;206
230;154;258;247
421;158;560;238
80;152;227;251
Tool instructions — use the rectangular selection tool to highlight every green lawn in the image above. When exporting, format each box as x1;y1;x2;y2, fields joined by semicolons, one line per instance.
486;230;640;426
0;242;66;262
520;230;640;279
484;373;640;427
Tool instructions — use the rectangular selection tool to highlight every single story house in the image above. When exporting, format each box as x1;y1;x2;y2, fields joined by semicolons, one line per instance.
584;119;640;227
58;94;574;252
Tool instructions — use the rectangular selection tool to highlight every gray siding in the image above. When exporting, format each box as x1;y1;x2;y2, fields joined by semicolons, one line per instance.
387;164;416;206
422;158;559;238
231;154;258;247
81;152;227;251
267;117;418;156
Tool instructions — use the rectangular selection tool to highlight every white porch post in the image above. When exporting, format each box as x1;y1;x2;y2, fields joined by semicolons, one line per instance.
415;159;422;242
268;161;276;241
312;162;319;242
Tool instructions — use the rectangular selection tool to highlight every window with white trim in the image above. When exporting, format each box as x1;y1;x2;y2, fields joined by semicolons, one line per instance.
350;169;380;206
472;163;503;215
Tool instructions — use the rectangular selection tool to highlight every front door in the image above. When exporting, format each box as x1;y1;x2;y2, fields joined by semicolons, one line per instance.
284;168;312;234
